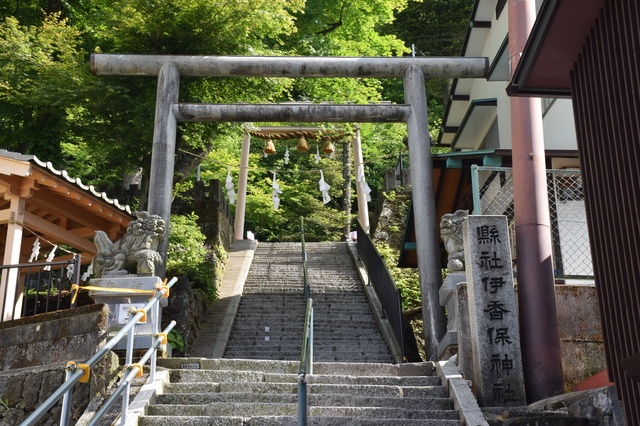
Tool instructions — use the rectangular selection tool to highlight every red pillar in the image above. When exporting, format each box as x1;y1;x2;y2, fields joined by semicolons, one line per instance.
508;0;564;402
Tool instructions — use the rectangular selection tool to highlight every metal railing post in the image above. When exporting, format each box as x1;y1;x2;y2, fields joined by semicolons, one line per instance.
471;164;481;215
120;309;137;425
297;378;307;426
150;303;158;382
59;364;76;426
309;307;313;375
19;278;177;426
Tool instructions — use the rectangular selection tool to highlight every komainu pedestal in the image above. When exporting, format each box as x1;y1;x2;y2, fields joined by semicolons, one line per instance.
88;211;167;350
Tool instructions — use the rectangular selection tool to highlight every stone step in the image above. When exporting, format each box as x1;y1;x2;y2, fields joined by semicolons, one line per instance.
223;348;392;359
158;359;433;376
156;392;452;410
169;370;442;386
164;382;448;398
139;415;461;426
147;403;460;420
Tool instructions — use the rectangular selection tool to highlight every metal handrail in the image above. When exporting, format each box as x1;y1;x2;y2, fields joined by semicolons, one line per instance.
355;219;406;361
20;276;178;426
87;320;176;426
298;218;312;425
298;297;313;426
301;217;310;300
0;255;81;319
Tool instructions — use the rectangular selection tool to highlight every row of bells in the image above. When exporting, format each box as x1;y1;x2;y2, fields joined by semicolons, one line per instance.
263;137;334;154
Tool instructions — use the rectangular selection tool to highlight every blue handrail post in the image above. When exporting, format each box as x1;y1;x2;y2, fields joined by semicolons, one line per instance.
297;378;308;426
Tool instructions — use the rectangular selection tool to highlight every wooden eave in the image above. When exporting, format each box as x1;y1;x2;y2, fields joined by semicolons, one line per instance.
0;151;134;264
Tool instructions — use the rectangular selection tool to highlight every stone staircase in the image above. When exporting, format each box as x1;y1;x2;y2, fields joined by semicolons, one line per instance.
133;241;468;425
224;242;392;362
143;358;462;425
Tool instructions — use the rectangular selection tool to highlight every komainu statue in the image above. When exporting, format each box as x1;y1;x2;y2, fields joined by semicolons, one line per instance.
92;211;165;277
440;210;468;272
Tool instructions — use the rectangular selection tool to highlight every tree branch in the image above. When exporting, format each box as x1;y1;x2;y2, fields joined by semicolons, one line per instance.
316;2;346;35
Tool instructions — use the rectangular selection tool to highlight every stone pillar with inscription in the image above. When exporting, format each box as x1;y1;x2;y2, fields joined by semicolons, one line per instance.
464;215;526;407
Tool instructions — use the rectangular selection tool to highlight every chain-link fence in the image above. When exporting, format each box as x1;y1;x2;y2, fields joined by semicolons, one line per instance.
471;165;593;280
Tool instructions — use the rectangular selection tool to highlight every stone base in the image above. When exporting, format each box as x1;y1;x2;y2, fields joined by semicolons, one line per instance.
439;273;467;305
89;276;167;351
437;331;459;360
89;276;167;307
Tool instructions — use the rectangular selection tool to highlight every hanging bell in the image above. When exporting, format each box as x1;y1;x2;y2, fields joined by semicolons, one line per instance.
264;139;276;154
321;138;334;154
296;137;309;151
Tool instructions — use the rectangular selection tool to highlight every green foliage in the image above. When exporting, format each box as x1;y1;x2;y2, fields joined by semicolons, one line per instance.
380;0;474;136
166;213;219;301
167;329;185;352
1;0;465;244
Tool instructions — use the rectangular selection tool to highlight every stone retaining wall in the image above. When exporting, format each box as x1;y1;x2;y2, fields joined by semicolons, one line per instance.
0;304;119;425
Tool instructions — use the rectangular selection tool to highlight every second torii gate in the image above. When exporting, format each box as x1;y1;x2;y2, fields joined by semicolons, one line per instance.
91;54;488;359
233;125;366;241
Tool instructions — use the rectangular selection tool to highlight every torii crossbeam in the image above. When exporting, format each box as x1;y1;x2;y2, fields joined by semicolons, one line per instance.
91;54;488;359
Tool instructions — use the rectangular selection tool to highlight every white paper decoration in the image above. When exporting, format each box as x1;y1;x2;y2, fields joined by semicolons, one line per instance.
28;237;41;263
358;171;372;202
43;246;57;271
225;166;236;204
318;170;331;204
272;172;283;210
81;262;93;282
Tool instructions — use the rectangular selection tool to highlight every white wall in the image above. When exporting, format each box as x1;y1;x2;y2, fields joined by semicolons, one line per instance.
543;99;578;150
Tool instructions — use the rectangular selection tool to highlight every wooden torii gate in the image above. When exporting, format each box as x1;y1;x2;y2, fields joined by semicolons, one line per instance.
235;125;365;241
91;54;488;359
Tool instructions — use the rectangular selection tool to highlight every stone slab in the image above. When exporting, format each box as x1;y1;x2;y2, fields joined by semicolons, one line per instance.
463;215;526;407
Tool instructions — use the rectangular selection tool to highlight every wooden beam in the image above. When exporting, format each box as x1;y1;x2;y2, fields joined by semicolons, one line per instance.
28;190;113;231
0;208;10;224
0;157;32;177
24;211;97;255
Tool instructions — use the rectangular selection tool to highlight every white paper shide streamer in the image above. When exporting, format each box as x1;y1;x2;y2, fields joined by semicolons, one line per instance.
358;170;372;202
272;172;283;210
318;170;331;204
66;264;75;281
315;145;321;164
81;262;94;282
28;237;41;263
284;146;290;165
43;246;57;271
225;166;236;204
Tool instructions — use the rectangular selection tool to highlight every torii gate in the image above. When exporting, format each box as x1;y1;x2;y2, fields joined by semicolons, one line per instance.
235;125;366;240
91;54;488;359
